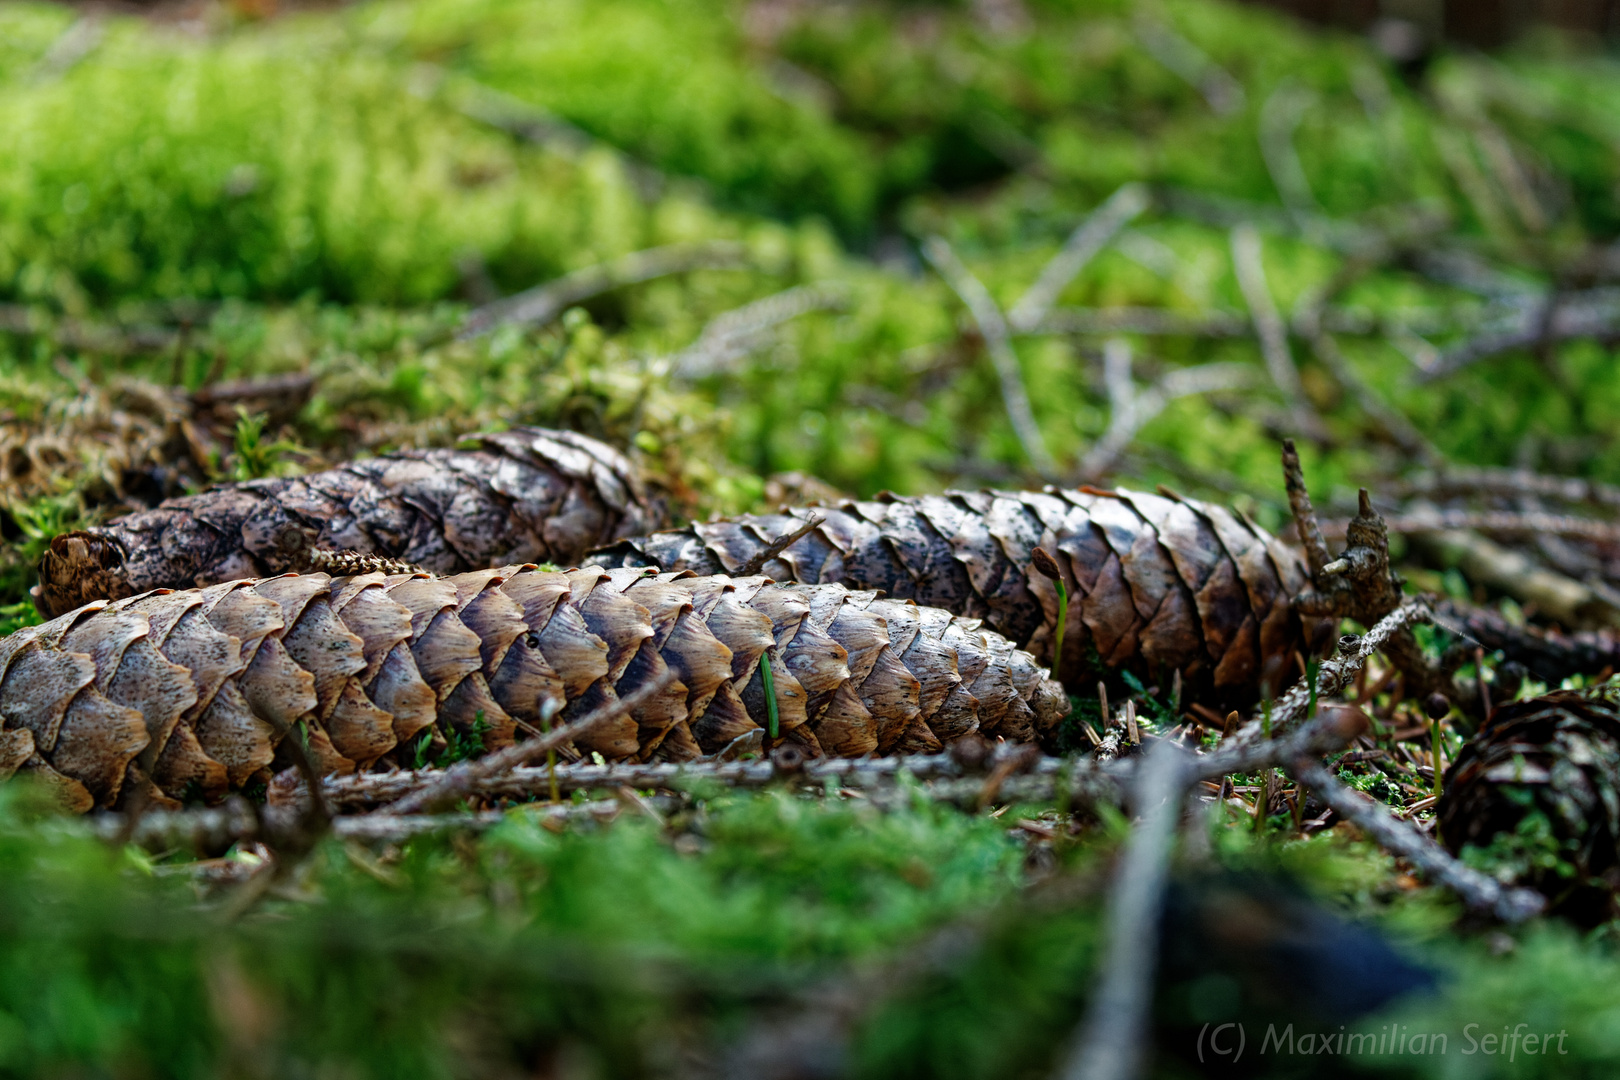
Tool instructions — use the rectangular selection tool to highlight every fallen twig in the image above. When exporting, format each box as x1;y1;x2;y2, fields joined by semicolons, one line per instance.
1007;183;1151;333
1303;329;1441;463
1288;758;1545;922
1422;287;1620;380
1232;603;1434;748
458;242;752;338
1407;527;1620;630
922;235;1056;476
386;671;680;814
1230;225;1320;437
1057;744;1189;1080
1429;598;1620;685
1391;466;1620;510
737;514;826;576
1258;80;1322;231
1326;509;1620;547
1077;339;1253;481
669;283;848;378
91;798;651;853
1131;11;1245;116
321;746;1059;810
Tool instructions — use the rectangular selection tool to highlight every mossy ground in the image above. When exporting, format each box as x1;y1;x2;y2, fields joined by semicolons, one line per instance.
4;0;1620;1074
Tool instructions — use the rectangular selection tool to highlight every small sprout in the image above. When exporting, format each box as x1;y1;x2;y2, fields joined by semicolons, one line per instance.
229;407;299;482
538;696;562;803
1031;547;1067;684
759;652;780;739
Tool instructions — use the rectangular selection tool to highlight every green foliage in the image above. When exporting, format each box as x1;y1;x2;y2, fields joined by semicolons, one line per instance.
226;407;299;481
0;783;1028;1078
8;0;1620;1070
1460;798;1585;887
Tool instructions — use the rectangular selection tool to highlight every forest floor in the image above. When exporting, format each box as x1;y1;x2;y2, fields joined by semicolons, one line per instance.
5;0;1620;1075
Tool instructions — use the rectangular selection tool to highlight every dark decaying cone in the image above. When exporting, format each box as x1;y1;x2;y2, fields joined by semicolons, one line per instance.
0;565;1069;813
588;487;1326;705
1440;683;1620;925
33;428;660;619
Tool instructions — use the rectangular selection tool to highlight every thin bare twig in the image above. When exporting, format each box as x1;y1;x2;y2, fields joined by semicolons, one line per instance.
1037;303;1471;340
458;242;752;339
1131;11;1245;116
922;235;1056;477
27;16;102;83
1420;288;1620;381
670;283;848;378
1258;80;1321;229
737;514;826;576
1391;466;1620;510
1288;759;1544;922
1407;526;1620;630
322;745;1058;810
1077;339;1253;481
386;672;679;814
1303;330;1441;463
1326;509;1620;547
1229;603;1434;751
1231;225;1319;437
1036;306;1250;337
1058;744;1189;1080
1007;183;1151;333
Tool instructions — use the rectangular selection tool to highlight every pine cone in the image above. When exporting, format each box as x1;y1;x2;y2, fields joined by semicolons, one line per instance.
588;488;1324;705
1440;683;1620;925
0;565;1069;812
34;428;660;619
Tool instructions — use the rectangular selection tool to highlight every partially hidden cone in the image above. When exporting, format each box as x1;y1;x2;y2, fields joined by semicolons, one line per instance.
1440;682;1620;926
588;487;1328;705
0;565;1069;812
33;427;661;618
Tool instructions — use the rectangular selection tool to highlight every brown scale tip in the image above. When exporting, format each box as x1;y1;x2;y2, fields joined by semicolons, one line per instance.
34;532;133;618
1030;546;1062;581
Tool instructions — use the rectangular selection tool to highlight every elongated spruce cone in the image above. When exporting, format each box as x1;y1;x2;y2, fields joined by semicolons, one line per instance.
34;428;659;619
1440;684;1620;926
588;488;1327;705
0;565;1069;812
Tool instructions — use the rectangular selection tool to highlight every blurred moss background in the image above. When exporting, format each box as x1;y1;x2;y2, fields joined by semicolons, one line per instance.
6;0;1620;1075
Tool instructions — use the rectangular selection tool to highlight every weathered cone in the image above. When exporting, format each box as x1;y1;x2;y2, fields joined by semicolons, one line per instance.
588;488;1326;705
33;427;660;618
1440;683;1620;926
0;565;1069;813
